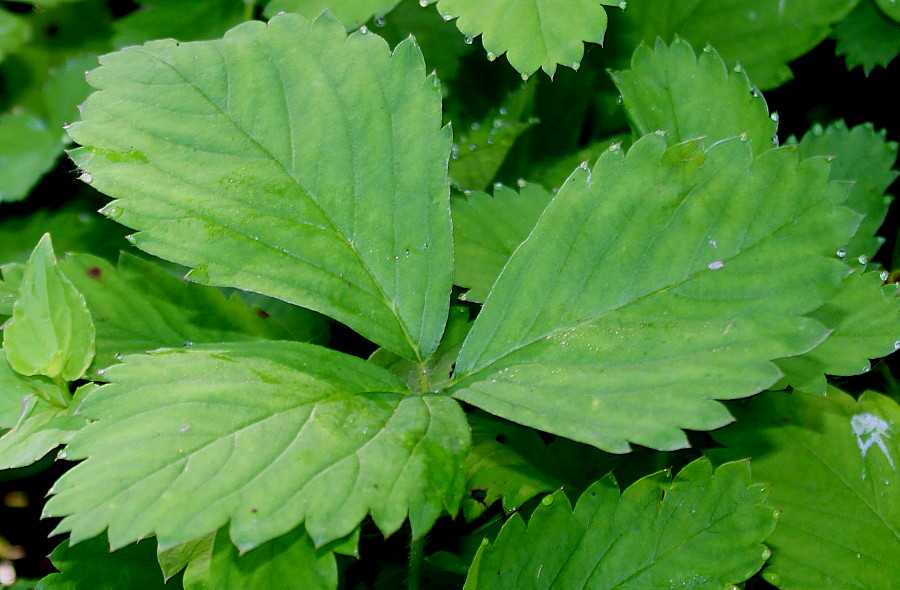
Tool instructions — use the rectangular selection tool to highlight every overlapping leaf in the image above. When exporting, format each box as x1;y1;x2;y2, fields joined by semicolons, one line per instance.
464;458;776;589
421;0;622;78
874;0;900;21
113;0;247;48
37;536;170;590
451;183;553;303
59;253;305;372
611;39;777;155
0;8;29;64
450;135;858;453
44;341;470;551
712;389;900;589
835;0;900;73
182;528;336;590
68;13;452;360
264;0;402;30
613;0;859;89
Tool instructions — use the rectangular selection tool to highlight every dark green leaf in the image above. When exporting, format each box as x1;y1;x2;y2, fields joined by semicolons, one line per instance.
36;536;170;590
834;0;900;73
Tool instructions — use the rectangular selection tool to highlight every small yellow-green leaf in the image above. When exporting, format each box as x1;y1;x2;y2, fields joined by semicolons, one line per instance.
3;234;95;382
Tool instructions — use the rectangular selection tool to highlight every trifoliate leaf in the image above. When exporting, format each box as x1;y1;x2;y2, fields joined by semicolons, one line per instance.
711;389;900;589
777;271;900;393
68;13;453;361
874;0;900;22
0;383;91;470
612;39;777;156
0;8;30;63
59;253;298;373
182;528;336;590
451;135;858;453
449;83;537;191
835;0;900;73
0;111;62;202
264;0;402;30
451;183;554;303
3;235;95;383
422;0;623;78
114;0;247;48
614;0;859;89
36;535;170;590
44;342;470;551
792;121;898;262
464;458;776;589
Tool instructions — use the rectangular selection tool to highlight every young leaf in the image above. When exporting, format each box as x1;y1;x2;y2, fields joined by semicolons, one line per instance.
68;13;453;360
43;342;470;551
451;183;554;303
3;235;95;383
711;389;900;589
0;349;57;428
464;458;776;589
59;253;301;372
611;39;777;155
37;535;170;590
834;0;900;74
452;135;858;453
776;271;900;393
264;0;402;30
614;0;859;89
792;121;898;262
0;111;63;202
182;528;337;590
421;0;623;78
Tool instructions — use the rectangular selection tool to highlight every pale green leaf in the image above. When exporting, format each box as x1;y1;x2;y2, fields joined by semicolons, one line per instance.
264;0;402;30
3;235;95;382
451;135;858;453
611;38;777;156
613;0;859;89
0;349;56;428
449;83;537;191
451;183;554;303
0;384;90;470
58;253;299;372
874;0;900;21
777;271;900;394
464;458;776;589
36;536;170;590
792;121;898;262
422;0;623;78
0;110;62;202
712;389;900;590
183;528;336;590
0;264;24;317
0;8;30;63
835;0;900;73
114;0;247;48
44;342;470;551
68;13;452;360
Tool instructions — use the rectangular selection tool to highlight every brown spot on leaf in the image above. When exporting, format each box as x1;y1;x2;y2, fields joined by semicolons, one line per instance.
257;309;270;319
87;266;102;279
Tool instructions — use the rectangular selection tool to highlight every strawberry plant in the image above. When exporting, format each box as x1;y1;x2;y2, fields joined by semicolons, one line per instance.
1;1;899;588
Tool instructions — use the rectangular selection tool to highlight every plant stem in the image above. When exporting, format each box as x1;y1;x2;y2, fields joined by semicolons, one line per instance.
243;0;256;21
408;535;425;590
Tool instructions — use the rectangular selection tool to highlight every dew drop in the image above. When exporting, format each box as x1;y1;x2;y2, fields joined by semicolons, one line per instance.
616;95;624;104
358;25;368;34
541;495;555;506
750;87;760;97
442;13;453;21
486;51;496;60
469;143;477;150
762;549;772;560
471;121;480;130
571;61;580;70
894;341;900;350
579;160;590;170
881;271;890;281
770;112;780;122
739;132;749;142
374;15;385;26
708;239;718;248
703;43;713;53
708;260;725;270
79;172;93;183
57;451;67;460
183;341;194;347
858;255;868;264
96;369;105;376
836;248;847;258
419;0;428;6
521;72;529;81
608;141;622;151
180;424;191;432
517;178;527;187
733;63;744;73
464;35;473;45
498;107;508;115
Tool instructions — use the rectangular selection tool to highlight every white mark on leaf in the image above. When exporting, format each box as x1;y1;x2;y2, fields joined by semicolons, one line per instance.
851;413;895;477
708;260;725;270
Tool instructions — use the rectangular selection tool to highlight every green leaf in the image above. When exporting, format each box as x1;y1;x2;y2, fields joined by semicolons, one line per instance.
451;135;857;453
69;13;453;361
113;0;247;48
777;271;900;394
3;235;95;383
422;0;623;78
874;0;900;22
0;8;30;63
614;0;859;89
0;383;90;470
792;121;898;262
36;535;170;590
59;253;297;372
264;0;402;30
711;389;900;589
835;0;900;73
0;349;55;428
0;263;24;317
157;533;215;582
182;528;336;590
451;183;554;303
0;110;62;202
611;38;778;156
44;341;470;551
531;135;631;192
449;83;537;191
464;458;776;589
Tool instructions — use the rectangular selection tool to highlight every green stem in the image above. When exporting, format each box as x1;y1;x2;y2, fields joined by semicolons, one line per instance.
408;535;425;590
416;363;431;394
243;0;256;21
